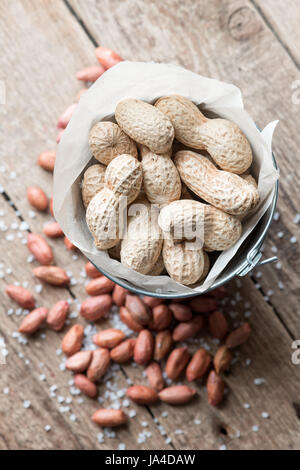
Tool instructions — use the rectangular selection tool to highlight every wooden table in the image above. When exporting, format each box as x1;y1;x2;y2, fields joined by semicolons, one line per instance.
0;0;299;450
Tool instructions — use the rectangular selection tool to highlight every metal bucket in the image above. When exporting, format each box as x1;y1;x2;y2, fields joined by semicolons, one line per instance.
91;154;278;299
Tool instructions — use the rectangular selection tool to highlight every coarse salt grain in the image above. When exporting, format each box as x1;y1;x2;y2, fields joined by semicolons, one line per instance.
23;400;31;409
252;425;259;432
254;378;265;385
261;412;269;419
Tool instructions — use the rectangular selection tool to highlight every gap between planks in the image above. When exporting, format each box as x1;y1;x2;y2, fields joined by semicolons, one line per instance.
250;0;300;70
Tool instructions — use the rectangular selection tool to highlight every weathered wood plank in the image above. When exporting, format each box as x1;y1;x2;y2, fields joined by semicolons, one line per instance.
68;0;300;335
253;0;300;66
0;0;172;450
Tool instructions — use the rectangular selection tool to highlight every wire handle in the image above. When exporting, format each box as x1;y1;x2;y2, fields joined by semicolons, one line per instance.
238;251;278;277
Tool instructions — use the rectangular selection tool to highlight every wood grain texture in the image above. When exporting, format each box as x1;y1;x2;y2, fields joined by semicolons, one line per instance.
253;0;300;66
0;0;300;450
68;0;300;333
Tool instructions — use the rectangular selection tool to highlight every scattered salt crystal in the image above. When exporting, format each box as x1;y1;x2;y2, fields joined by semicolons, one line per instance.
194;418;201;424
243;403;251;409
165;437;172;444
290;236;297;244
278;281;284;290
118;443;126;450
3;387;9;394
273;211;280;221
39;374;46;381
267;290;273;296
59;406;70;413
128;409;136;418
275;261;282;270
70;414;77;422
271;246;278;253
44;425;51;432
245;358;251;366
23;400;31;409
255;271;262;279
254;378;265;385
57;396;65;403
175;429;184;435
97;432;104;443
56;348;62;356
122;399;130;407
219;444;227;450
141;421;148;427
35;284;43;294
261;412;269;419
293;214;300;224
19;221;29;231
252;425;259;432
28;210;36;219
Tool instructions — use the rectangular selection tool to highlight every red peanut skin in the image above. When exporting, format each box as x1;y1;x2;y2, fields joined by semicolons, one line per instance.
5;285;35;309
95;47;122;69
62;324;84;356
112;285;129;307
208;310;229;339
80;295;112;322
85;277;115;295
85;261;103;278
149;304;172;331
37;151;56;172
143;296;165;308
74;374;97;398
207;370;225;406
172;315;205;342
119;306;143;332
186;348;212;382
18;307;48;334
27;233;54;265
134;330;154;365
189;296;217;313
43;222;64;238
27;186;48;211
92;409;127;427
126;386;158;405
76;65;105;82
47;300;69;331
125;295;152;325
159;385;196;405
169;303;193;322
146;362;165;391
165;347;190;381
87;348;111;382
